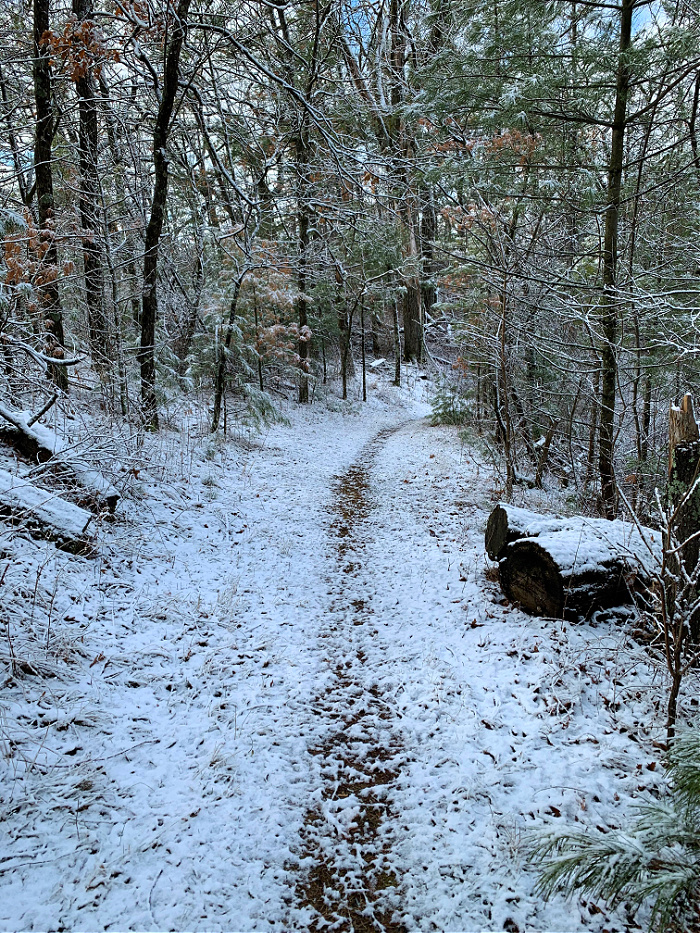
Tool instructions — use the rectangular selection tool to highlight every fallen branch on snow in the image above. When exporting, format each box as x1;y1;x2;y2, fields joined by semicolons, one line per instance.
0;402;120;513
0;468;95;555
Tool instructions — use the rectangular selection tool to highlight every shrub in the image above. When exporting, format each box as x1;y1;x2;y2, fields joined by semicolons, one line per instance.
528;728;700;931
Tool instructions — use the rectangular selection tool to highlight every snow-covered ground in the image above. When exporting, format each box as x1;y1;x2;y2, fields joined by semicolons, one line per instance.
0;370;691;932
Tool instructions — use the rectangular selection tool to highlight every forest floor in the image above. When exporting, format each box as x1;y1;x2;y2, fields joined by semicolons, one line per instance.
0;368;694;932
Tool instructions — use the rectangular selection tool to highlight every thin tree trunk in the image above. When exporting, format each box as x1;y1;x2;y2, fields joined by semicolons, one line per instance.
296;127;311;405
98;72;142;331
73;0;108;372
254;291;264;392
33;0;68;391
598;0;635;517
139;0;192;429
393;294;401;386
641;374;652;461
689;71;700;172
212;273;245;433
498;279;515;498
0;64;31;208
360;298;367;402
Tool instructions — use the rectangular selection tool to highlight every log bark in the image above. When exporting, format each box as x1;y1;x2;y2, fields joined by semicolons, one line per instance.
0;403;119;512
485;503;566;561
0;469;94;555
668;393;700;638
486;503;661;617
498;530;653;618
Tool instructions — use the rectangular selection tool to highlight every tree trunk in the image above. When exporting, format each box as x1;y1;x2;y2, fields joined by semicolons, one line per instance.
33;0;68;391
393;294;401;386
296;128;311;404
73;0;108;371
598;0;635;517
139;0;191;429
388;0;423;364
419;186;437;316
211;273;245;433
402;276;422;363
641;375;652;462
0;64;31;208
668;394;700;632
360;298;367;402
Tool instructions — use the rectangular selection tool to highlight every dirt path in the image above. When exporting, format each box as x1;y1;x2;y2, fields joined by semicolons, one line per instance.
2;398;661;933
294;425;412;932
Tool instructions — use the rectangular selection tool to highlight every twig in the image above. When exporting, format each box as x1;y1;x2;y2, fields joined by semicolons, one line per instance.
27;393;58;428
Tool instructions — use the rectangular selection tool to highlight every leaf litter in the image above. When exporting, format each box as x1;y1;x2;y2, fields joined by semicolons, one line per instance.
0;370;695;932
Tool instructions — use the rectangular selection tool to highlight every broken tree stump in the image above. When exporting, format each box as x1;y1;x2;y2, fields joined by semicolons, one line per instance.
486;504;661;617
668;394;700;577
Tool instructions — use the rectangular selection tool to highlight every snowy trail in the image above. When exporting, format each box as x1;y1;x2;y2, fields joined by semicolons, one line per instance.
0;381;685;932
293;424;412;932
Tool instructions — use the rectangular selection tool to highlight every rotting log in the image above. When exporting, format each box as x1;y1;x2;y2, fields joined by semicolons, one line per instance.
0;403;119;512
486;503;566;561
0;468;95;555
486;504;661;618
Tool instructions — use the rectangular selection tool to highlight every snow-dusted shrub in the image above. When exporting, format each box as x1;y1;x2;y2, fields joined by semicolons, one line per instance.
430;379;471;426
529;727;700;931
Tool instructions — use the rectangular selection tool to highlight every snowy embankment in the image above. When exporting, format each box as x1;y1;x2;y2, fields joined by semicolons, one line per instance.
0;370;689;932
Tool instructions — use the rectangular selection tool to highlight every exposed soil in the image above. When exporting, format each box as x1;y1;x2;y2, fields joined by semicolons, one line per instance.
294;429;409;932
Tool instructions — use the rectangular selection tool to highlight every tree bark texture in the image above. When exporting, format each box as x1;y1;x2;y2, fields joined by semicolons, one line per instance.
419;186;437;315
402;278;422;363
33;0;68;391
598;0;635;518
668;395;700;610
498;536;639;618
486;503;659;617
139;0;192;429
73;0;108;370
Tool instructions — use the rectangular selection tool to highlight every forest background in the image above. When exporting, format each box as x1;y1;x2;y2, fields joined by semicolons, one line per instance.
2;0;700;523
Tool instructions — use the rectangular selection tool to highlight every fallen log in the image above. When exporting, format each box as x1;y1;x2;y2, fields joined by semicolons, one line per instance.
0;403;120;512
0;469;95;555
486;503;566;561
486;504;662;618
